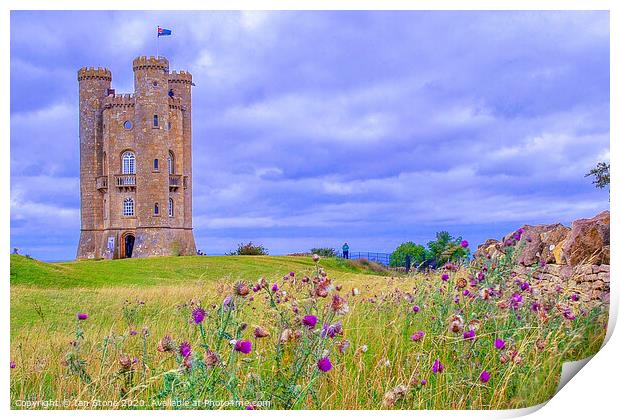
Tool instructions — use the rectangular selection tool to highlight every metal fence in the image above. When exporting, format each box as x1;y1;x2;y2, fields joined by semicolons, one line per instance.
336;251;391;266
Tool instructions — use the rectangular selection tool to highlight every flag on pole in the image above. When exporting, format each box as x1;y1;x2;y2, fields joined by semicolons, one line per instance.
157;26;172;37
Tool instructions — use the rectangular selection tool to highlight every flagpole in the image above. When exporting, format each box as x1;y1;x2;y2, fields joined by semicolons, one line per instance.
156;26;159;58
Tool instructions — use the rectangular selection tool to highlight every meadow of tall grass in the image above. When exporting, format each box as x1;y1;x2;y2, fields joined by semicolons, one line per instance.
10;240;607;410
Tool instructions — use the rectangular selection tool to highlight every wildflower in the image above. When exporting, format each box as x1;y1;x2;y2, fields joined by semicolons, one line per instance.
411;331;425;342
456;277;467;289
463;289;470;297
10;360;16;369
494;338;506;350
331;294;349;315
479;370;491;383
449;315;464;333
336;339;351;354
317;357;332;372
511;292;522;308
77;313;88;320
223;296;235;310
382;384;408;407
205;350;219;367
192;307;206;324
432;359;444;374
420;379;427;386
183;357;193;370
302;315;318;329
119;354;133;372
531;301;541;312
461;240;469;248
312;254;321;262
289;271;295;277
157;335;175;352
463;330;476;341
570;293;580;302
321;321;343;339
254;326;270;338
235;340;252;354
179;341;191;358
141;326;149;337
271;283;279;292
441;273;449;281
359;345;368;353
235;281;250;297
129;329;138;336
520;282;530;291
413;305;420;313
352;287;360;296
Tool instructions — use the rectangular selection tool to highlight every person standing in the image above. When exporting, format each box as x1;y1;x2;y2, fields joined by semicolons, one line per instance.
342;242;350;259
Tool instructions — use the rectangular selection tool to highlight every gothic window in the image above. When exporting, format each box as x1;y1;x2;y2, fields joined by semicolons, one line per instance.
168;198;174;217
123;120;133;130
121;151;135;174
154;158;159;171
154;203;159;215
153;114;159;127
123;198;134;216
168;151;175;174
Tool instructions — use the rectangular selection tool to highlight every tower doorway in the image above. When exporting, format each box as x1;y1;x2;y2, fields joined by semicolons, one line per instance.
121;232;135;258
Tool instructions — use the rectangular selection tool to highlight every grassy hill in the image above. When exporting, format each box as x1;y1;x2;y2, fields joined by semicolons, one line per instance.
10;254;389;289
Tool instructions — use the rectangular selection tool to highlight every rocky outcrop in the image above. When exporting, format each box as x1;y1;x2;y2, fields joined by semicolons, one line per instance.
561;211;610;266
475;211;610;303
476;211;609;268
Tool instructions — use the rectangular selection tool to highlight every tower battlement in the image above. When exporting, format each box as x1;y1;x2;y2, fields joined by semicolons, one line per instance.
104;94;136;109
78;67;112;81
169;70;193;85
132;55;169;71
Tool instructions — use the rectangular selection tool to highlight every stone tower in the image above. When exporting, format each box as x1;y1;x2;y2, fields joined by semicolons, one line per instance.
76;56;197;259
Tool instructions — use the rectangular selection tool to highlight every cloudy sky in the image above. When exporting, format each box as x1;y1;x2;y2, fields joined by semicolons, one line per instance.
10;10;609;261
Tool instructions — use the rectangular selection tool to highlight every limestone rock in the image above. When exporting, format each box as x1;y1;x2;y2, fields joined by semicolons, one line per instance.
561;211;610;266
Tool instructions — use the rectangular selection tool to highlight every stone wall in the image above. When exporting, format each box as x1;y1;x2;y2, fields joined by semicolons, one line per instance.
476;211;610;302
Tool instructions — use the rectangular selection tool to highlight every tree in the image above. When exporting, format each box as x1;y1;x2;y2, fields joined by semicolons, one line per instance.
426;231;469;266
228;242;268;256
586;162;610;189
389;242;427;268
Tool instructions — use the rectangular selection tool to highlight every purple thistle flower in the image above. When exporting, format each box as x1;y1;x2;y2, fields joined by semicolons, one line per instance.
494;338;505;350
317;357;333;372
234;340;253;354
321;321;343;339
570;293;580;302
511;293;522;308
461;240;469;248
413;305;420;313
302;315;318;329
479;370;491;383
441;273;449;281
520;282;530;291
179;341;191;358
10;360;16;369
289;271;295;277
420;379;427;386
192;307;206;324
463;289;470;297
531;301;541;312
223;296;234;310
271;283;279;292
432;359;444;374
411;331;425;342
463;330;476;341
77;313;88;320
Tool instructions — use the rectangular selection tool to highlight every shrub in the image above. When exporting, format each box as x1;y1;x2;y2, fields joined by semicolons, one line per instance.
389;242;427;268
427;231;469;266
229;242;269;256
310;248;337;258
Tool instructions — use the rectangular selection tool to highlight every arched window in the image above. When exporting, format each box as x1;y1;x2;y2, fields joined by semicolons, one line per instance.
154;203;159;215
153;158;159;171
153;114;159;127
167;151;175;175
123;198;134;216
102;152;107;175
121;151;135;174
168;197;174;217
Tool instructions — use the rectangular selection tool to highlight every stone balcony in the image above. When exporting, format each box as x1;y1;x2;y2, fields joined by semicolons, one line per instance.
115;174;136;191
96;175;108;192
169;174;183;191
